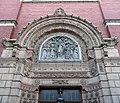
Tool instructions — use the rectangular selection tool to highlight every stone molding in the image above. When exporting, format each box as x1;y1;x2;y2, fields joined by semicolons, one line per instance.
32;72;89;78
102;37;119;47
20;78;87;86
34;78;87;86
21;83;37;91
87;83;100;91
104;19;120;26
2;38;17;48
31;61;89;72
0;58;16;68
0;20;18;26
104;57;120;67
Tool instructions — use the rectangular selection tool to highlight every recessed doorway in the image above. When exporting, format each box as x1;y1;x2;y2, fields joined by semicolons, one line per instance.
39;86;82;103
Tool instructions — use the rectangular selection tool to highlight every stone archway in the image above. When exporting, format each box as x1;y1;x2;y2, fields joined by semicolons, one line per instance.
2;8;106;103
12;8;104;103
17;8;102;48
15;8;103;63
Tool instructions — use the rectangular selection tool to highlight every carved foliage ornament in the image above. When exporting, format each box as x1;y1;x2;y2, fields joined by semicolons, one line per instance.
33;72;88;78
52;80;69;84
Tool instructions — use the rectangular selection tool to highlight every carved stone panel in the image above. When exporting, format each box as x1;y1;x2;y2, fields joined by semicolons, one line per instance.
33;79;87;86
39;35;81;61
32;72;89;78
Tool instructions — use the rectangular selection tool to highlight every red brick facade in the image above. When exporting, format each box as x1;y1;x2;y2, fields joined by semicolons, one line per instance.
0;0;120;55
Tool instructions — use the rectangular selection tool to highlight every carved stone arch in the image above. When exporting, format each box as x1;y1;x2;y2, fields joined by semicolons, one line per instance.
16;8;103;62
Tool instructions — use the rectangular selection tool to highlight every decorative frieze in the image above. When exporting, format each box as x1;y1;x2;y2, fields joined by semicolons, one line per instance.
104;58;120;67
21;83;37;91
20;83;38;103
52;79;69;84
0;58;16;68
20;78;87;87
31;61;89;71
32;72;89;78
87;83;101;91
33;78;87;86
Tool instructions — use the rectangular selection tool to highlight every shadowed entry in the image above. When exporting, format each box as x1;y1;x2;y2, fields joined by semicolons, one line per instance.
39;86;82;103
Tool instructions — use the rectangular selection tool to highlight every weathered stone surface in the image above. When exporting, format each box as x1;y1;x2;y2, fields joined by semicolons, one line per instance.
107;74;119;80
0;88;10;95
1;74;13;80
112;96;120;103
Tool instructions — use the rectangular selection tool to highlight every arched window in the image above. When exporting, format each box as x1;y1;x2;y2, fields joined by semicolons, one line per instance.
39;35;81;61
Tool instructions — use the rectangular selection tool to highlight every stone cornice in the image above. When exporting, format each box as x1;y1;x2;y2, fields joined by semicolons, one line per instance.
2;38;17;48
0;20;18;26
104;19;120;26
102;37;119;47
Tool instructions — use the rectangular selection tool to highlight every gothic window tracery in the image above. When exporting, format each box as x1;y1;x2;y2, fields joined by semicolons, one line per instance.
39;35;81;61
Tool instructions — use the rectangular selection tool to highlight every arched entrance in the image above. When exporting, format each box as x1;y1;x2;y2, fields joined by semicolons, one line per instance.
4;8;107;103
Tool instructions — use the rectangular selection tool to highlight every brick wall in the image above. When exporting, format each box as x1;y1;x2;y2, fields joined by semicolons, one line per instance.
0;1;120;54
12;2;109;38
0;0;21;20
